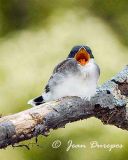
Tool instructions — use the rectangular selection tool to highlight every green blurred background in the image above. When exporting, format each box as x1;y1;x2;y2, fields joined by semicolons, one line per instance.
0;0;128;160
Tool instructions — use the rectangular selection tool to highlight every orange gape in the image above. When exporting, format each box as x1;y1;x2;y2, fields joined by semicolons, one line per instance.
75;48;90;66
79;59;86;65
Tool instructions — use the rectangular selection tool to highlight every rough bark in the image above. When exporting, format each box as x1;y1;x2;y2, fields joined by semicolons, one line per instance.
0;65;128;149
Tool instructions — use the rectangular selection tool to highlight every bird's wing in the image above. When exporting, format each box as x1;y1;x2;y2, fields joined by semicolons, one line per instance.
94;62;100;76
44;58;79;93
52;59;69;74
52;58;78;74
28;59;76;106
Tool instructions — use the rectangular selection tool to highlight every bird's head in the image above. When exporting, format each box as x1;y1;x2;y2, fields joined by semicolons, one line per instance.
68;45;94;66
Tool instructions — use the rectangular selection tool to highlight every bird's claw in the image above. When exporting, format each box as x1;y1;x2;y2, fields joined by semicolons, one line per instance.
82;96;91;101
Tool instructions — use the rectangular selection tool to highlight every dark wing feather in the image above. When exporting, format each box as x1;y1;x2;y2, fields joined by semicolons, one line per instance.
32;95;44;105
53;58;78;74
45;84;50;93
44;58;79;93
29;59;78;106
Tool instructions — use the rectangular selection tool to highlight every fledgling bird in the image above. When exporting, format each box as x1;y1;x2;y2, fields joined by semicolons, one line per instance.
28;45;100;107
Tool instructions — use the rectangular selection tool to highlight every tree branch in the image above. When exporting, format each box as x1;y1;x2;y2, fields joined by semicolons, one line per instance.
0;65;128;149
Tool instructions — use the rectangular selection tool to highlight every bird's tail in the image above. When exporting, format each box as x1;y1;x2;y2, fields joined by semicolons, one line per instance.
28;95;44;107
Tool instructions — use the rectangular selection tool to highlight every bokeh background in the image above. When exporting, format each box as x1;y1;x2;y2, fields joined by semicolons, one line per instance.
0;0;128;160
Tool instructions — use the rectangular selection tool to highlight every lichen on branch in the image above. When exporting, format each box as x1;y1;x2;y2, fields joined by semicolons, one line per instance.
0;65;127;149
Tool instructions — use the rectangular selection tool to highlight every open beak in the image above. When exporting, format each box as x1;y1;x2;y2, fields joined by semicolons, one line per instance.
75;48;90;66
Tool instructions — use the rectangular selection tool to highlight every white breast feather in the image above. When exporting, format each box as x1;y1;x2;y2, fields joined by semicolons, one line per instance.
43;59;99;101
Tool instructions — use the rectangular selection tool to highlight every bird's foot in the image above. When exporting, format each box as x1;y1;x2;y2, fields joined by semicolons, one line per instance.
82;96;91;101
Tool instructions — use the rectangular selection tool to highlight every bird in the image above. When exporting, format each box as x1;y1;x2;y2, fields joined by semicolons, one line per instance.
28;45;100;107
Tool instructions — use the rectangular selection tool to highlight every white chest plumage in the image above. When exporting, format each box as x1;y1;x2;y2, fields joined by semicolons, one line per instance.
43;59;99;101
